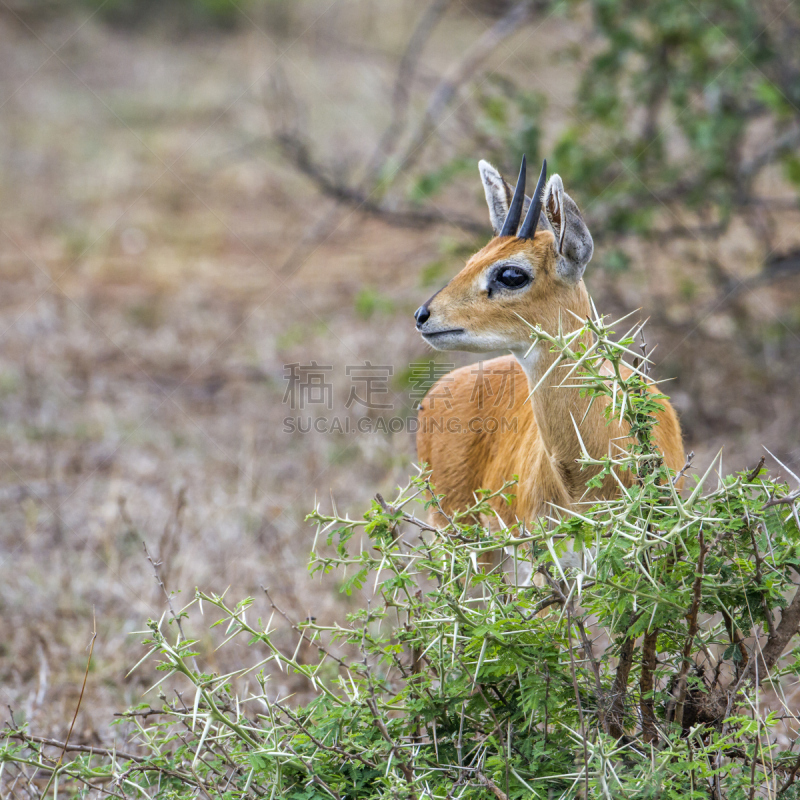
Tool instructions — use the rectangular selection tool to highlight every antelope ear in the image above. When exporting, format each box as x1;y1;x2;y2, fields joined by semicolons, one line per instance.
479;160;515;235
544;174;593;283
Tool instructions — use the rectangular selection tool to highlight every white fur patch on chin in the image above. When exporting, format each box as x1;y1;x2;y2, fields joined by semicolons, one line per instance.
424;330;510;353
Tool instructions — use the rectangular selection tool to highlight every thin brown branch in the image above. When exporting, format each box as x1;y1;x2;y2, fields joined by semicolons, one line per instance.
456;656;510;797
275;133;486;234
364;694;418;797
746;456;766;482
739;124;800;179
41;609;97;796
530;592;565;615
749;524;776;638
421;475;471;542
357;616;418;798
565;605;591;800
376;492;438;533
361;0;454;188
757;583;800;679
6;732;144;764
749;715;759;800
273;701;379;770
763;488;800;510
574;618;603;697
673;527;708;728
476;770;509;800
395;0;539;180
778;750;800;796
672;451;695;486
261;586;351;672
143;541;189;643
639;628;659;744
114;706;169;719
607;634;636;739
721;607;750;676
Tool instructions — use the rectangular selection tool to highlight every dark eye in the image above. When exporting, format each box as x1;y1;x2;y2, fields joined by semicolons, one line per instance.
495;266;530;289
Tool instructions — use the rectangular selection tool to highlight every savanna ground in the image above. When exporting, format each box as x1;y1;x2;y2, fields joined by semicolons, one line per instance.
0;0;799;752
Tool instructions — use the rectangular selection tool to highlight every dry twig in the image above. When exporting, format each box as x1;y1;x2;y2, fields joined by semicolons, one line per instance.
41;610;97;797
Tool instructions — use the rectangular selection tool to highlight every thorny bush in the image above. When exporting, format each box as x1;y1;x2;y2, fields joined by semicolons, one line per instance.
3;312;800;799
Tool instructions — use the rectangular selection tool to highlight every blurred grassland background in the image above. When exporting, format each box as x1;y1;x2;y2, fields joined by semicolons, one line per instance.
0;0;799;744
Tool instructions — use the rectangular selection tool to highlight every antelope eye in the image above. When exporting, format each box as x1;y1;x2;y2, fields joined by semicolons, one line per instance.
495;266;530;289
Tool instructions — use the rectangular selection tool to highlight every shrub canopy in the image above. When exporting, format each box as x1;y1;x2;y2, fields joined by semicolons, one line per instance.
3;312;800;799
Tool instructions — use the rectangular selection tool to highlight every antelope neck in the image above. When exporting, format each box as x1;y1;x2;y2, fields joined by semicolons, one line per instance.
510;306;600;488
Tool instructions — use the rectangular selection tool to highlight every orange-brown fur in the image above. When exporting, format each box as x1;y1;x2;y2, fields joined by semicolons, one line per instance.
416;231;684;525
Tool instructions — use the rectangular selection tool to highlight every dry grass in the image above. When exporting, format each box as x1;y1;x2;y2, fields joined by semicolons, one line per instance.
0;1;798;749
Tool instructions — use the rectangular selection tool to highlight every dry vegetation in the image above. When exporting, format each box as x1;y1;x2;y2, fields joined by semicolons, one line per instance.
0;0;798;755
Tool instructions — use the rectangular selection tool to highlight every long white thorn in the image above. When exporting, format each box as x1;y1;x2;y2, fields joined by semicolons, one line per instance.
764;446;800;485
685;450;723;509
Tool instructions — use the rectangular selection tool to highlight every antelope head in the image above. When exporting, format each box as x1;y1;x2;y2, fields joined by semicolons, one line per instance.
414;157;594;357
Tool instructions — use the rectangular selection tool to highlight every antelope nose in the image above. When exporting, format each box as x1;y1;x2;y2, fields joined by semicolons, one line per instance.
414;305;430;327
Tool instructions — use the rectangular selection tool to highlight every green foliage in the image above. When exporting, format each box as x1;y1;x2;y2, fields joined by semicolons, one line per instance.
354;287;396;320
472;80;547;175
410;81;547;204
555;0;760;218
550;0;800;242
412;0;799;261
409;158;473;205
3;313;800;798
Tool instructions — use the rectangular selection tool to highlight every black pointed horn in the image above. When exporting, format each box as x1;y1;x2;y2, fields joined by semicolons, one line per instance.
499;155;526;237
518;159;547;240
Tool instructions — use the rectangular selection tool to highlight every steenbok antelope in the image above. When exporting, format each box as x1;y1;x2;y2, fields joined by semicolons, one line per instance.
414;156;684;527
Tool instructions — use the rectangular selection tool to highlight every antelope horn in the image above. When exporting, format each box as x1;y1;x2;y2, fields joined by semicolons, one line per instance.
518;159;547;240
499;154;526;237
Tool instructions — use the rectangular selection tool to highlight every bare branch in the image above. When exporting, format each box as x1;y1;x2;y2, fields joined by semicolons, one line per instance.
476;770;510;800
361;0;454;188
739;124;800;179
394;0;540;180
672;450;695;486
40;610;97;797
376;492;439;533
639;628;659;744
261;586;351;673
273;701;379;770
565;604;591;799
746;456;766;483
763;488;800;510
275;133;486;234
673;527;709;728
607;634;636;739
749;524;776;638
757;584;800;678
778;750;800;796
721;607;750;676
6;732;144;764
